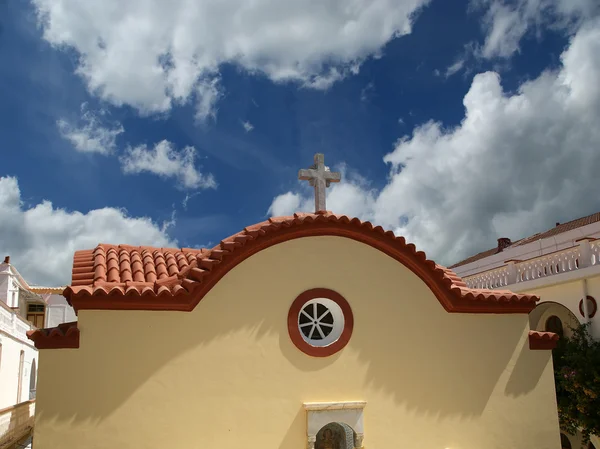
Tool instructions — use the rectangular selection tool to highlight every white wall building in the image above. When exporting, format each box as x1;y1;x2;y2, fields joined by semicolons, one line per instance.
451;211;600;449
0;256;77;447
0;286;38;447
451;212;600;339
0;256;76;330
0;299;37;409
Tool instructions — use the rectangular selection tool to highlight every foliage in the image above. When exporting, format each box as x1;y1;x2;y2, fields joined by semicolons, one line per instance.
553;323;600;444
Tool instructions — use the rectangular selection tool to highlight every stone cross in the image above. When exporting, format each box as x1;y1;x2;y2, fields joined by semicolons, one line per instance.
298;153;341;213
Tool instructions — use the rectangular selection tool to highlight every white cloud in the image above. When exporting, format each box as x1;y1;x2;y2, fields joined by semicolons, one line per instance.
242;121;254;132
269;18;600;266
473;0;598;60
120;140;216;190
32;0;430;117
195;77;223;123
360;82;375;102
182;192;202;210
444;58;466;78
0;176;175;286
479;1;529;58
56;103;123;154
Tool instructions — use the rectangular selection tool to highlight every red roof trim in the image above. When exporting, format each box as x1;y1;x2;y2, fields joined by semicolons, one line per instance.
528;330;559;350
26;321;80;349
64;212;539;314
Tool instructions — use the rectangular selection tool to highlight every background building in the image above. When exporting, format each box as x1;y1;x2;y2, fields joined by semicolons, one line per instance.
0;256;76;448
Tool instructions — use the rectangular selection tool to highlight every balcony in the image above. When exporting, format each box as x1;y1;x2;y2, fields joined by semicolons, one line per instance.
0;400;35;449
0;302;34;344
463;238;600;290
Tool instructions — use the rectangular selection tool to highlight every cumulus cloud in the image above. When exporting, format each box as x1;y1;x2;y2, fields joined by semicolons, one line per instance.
56;103;123;154
0;177;175;286
32;0;430;118
269;18;600;266
120;140;216;190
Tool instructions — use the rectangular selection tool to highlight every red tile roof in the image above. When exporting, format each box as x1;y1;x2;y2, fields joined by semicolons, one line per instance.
63;212;539;314
450;211;600;268
26;321;79;349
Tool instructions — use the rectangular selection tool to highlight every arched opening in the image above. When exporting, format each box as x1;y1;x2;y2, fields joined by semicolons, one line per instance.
529;301;580;339
560;433;572;449
315;422;356;449
545;315;564;337
29;358;37;400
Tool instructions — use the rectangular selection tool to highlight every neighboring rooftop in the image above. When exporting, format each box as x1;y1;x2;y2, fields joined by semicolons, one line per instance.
450;211;600;269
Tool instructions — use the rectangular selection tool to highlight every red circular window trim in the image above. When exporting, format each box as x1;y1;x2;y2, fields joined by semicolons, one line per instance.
287;288;354;357
579;295;597;318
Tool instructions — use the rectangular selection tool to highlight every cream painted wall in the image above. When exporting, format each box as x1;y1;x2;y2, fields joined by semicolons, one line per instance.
33;236;561;449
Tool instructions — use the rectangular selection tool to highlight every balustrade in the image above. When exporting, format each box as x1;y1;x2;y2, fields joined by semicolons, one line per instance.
464;240;600;289
0;400;35;449
0;303;34;343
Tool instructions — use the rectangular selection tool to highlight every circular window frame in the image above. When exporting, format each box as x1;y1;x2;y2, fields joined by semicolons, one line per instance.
288;288;354;357
579;295;598;318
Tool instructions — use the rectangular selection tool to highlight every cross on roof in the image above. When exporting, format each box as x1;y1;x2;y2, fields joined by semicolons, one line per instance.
298;153;341;213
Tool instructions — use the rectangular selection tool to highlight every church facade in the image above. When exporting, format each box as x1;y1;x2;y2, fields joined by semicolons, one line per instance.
28;212;563;448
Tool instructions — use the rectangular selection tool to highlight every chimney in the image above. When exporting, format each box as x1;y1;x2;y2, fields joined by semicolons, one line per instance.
2;256;9;264
497;238;512;252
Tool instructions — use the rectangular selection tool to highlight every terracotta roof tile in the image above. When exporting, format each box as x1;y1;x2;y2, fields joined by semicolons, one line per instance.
528;330;559;350
63;212;538;314
450;211;600;268
26;321;79;349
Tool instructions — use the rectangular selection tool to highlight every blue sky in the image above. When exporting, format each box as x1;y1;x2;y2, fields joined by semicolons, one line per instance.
1;0;599;285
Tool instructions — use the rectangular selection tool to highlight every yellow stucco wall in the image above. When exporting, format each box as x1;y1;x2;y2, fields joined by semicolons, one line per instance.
33;236;561;449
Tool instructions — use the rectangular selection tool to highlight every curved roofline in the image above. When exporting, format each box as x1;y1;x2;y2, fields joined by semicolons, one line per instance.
63;212;538;314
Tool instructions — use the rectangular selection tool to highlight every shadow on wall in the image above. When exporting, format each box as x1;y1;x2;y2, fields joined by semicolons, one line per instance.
35;239;537;432
505;343;551;397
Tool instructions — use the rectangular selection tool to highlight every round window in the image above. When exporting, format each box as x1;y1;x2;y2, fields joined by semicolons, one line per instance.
288;288;353;357
579;295;598;318
298;298;345;347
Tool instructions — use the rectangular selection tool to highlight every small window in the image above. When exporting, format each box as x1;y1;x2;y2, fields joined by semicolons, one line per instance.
560;433;572;449
27;303;46;328
545;315;564;337
28;303;45;313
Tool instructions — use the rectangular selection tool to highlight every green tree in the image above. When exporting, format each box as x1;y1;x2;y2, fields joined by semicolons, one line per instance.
553;323;600;445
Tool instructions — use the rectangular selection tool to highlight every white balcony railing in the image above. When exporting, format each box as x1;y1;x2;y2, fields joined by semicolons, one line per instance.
464;239;600;289
0;400;35;449
0;303;34;344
